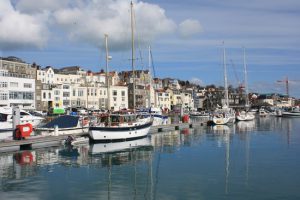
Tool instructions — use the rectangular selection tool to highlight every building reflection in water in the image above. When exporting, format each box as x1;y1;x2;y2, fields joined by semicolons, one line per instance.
1;118;297;199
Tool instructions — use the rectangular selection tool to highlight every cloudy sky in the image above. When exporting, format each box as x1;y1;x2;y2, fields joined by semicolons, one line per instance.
1;0;300;97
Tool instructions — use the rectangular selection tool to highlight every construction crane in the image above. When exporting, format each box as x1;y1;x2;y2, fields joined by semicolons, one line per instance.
277;77;289;97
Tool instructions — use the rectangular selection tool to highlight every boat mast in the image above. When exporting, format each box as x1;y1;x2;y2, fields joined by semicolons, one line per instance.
105;34;111;110
148;45;152;108
243;47;249;108
131;1;136;109
223;42;229;107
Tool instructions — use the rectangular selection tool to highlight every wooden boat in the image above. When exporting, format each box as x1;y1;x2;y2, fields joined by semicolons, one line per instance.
89;111;152;141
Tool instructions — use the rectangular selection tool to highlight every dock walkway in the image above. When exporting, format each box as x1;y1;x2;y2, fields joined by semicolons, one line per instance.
0;122;206;153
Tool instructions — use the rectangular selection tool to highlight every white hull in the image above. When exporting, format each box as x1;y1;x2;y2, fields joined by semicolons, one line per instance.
0;118;44;131
153;116;168;126
212;114;235;125
282;112;300;117
236;112;255;121
36;127;89;136
89;122;152;141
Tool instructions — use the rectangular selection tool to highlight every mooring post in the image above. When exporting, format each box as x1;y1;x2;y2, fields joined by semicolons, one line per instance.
12;106;20;139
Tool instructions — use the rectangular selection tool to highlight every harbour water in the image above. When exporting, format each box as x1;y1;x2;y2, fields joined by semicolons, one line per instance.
0;117;299;199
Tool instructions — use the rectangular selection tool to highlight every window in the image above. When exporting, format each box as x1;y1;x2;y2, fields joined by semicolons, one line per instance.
55;97;60;101
63;100;69;106
48;92;51;99
78;90;84;96
54;90;60;95
10;82;18;87
63;85;69;89
43;92;46;99
73;90;76;96
9;91;34;100
0;92;8;100
113;90;117;96
113;97;117;101
0;82;7;88
121;91;125;96
63;92;69;97
122;97;125;101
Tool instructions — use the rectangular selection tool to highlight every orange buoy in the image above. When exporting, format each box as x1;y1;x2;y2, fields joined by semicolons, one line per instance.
15;123;33;139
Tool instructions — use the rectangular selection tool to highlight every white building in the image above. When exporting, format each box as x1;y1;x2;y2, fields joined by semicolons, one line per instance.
0;69;35;109
156;90;171;111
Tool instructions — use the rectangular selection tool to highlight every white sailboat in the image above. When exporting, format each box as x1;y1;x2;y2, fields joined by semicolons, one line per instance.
236;47;255;121
89;2;152;141
212;43;236;125
147;46;168;126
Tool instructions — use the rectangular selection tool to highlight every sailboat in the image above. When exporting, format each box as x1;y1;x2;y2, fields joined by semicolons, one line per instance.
212;43;236;125
236;47;255;121
89;2;152;141
147;46;168;126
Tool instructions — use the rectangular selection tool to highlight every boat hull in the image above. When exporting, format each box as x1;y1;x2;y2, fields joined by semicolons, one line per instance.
89;121;152;141
282;112;300;117
36;127;89;136
236;114;255;121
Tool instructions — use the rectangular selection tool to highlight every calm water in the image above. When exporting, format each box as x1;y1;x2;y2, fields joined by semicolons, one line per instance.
0;117;300;200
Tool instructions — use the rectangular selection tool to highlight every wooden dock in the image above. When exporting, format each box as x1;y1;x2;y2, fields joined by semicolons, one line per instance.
0;122;206;153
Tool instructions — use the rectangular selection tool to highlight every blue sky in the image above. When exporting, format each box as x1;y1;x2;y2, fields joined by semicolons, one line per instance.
1;0;300;97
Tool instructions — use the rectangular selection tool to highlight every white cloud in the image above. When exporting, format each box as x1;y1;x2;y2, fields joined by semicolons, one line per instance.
178;19;203;38
0;0;48;50
53;0;177;50
15;0;69;14
0;0;182;51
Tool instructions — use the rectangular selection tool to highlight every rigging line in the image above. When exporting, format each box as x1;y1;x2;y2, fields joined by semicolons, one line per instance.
150;49;156;78
132;1;145;70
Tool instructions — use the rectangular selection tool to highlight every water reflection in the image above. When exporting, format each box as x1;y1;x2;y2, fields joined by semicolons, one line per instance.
0;118;300;199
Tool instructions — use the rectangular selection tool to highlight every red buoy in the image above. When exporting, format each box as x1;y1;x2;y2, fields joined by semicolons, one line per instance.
182;114;190;123
15;123;33;139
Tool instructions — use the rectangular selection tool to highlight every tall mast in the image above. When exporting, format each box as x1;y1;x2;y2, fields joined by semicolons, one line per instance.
223;42;229;107
131;1;136;109
148;45;152;108
105;34;110;110
243;47;249;108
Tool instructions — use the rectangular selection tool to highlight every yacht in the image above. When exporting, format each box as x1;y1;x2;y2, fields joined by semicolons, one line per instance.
0;107;44;132
282;106;300;117
236;47;255;122
89;110;153;141
211;44;235;125
236;111;255;121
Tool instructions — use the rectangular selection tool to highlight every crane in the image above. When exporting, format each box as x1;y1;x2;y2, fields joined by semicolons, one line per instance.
277;77;289;97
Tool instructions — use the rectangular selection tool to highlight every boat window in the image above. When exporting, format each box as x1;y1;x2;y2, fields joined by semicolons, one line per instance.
20;112;30;116
0;113;8;122
111;115;120;123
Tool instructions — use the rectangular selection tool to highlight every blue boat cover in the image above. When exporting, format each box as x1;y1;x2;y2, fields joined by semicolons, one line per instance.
42;115;79;128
